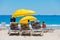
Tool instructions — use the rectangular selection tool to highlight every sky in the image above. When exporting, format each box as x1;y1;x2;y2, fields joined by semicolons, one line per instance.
0;0;60;15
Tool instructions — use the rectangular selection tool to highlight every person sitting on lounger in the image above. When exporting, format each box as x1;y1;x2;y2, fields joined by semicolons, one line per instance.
42;21;46;28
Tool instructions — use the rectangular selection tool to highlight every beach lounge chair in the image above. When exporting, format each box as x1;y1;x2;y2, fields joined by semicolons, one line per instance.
41;21;54;33
8;22;19;35
41;21;48;33
0;22;6;30
31;21;43;36
42;28;54;33
20;24;31;36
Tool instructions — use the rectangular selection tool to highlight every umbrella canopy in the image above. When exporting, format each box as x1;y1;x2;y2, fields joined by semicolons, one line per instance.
12;9;36;18
19;16;37;24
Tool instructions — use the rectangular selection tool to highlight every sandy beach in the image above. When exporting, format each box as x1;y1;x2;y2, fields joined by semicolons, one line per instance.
0;29;60;40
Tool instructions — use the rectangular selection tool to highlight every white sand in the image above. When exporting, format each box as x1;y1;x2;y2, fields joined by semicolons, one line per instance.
0;29;60;40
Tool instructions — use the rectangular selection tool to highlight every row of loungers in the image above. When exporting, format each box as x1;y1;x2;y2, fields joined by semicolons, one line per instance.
8;22;54;36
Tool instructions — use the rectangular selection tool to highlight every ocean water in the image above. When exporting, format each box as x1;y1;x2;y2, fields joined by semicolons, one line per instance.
0;15;60;24
0;15;60;29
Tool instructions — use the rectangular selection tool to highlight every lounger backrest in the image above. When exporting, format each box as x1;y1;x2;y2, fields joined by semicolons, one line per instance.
21;24;30;30
10;22;18;30
31;22;41;29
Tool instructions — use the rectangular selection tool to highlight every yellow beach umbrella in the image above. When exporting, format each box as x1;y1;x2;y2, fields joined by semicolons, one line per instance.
12;9;36;18
19;16;37;24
